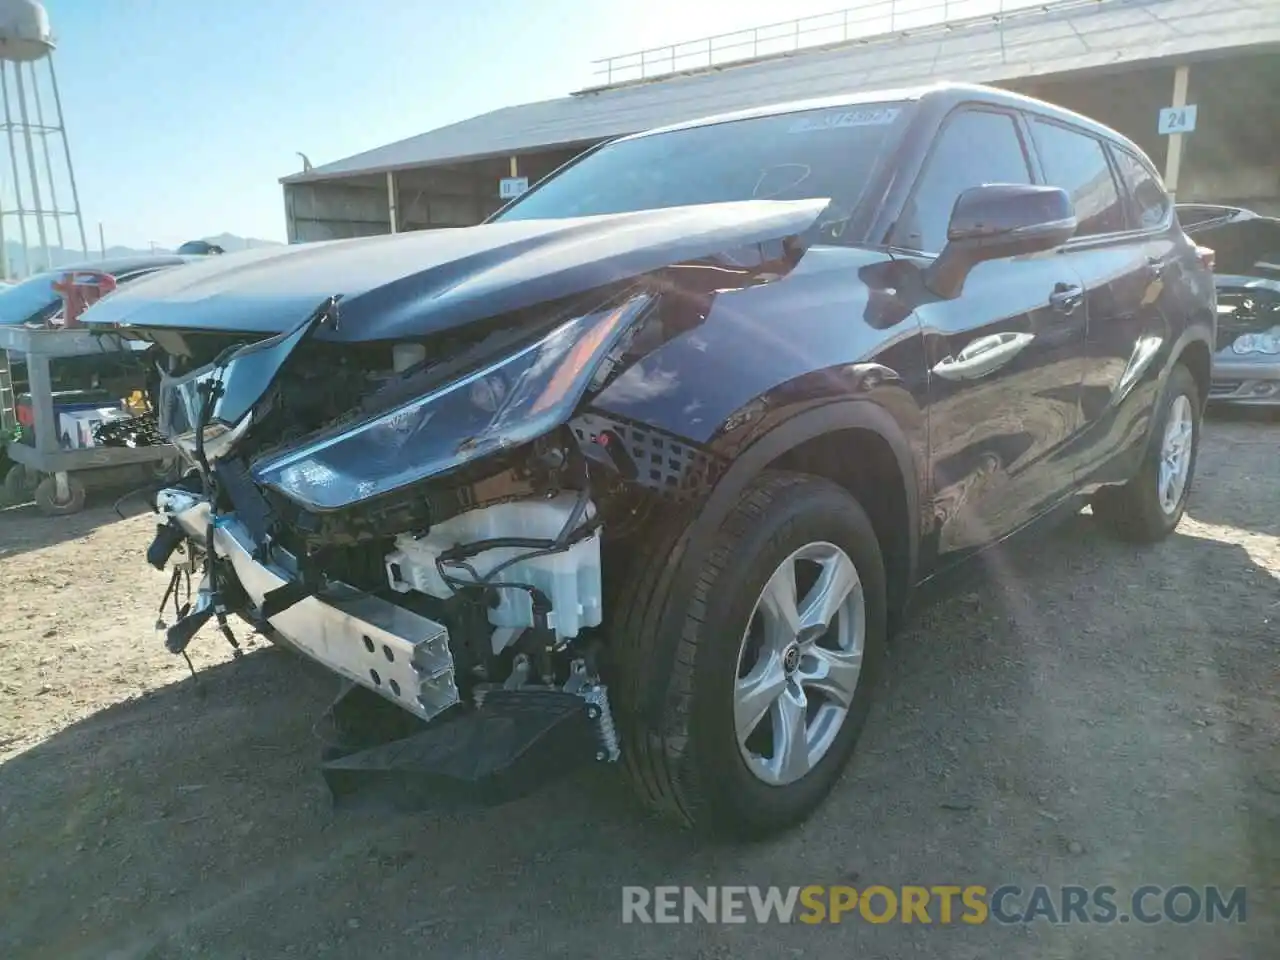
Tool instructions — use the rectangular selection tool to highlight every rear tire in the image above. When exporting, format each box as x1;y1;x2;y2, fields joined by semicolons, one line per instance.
34;474;87;516
611;470;887;838
1092;363;1201;542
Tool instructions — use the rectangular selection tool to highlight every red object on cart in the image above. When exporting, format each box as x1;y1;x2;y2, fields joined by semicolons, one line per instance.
51;269;118;328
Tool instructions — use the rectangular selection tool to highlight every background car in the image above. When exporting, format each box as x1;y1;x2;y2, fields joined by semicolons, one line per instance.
175;240;225;256
0;254;195;495
0;254;195;329
1178;203;1280;407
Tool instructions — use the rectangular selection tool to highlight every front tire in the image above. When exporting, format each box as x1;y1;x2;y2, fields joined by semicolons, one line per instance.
1092;363;1201;542
612;470;887;838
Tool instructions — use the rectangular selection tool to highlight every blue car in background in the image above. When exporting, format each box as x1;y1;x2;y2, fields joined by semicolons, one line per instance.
0;254;194;329
1;254;195;496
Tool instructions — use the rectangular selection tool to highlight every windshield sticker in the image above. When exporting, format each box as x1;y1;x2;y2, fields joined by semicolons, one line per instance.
788;107;901;133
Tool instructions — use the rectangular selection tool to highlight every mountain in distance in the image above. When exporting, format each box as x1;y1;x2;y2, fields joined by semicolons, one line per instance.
190;233;285;254
2;233;284;276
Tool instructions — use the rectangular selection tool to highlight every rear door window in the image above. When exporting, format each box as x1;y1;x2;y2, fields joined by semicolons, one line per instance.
892;109;1033;255
1113;148;1169;230
1029;120;1126;237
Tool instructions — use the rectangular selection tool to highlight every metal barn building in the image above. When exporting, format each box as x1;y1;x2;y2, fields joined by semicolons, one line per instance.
279;0;1280;242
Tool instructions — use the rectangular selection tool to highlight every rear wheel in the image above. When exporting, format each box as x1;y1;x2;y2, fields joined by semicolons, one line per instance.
34;474;87;516
150;455;183;484
611;470;886;838
1092;363;1201;542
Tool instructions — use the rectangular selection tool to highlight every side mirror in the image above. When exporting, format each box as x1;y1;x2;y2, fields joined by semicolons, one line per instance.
926;184;1077;299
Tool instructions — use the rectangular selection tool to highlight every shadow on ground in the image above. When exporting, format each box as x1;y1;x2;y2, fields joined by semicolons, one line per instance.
1187;415;1280;537
0;497;152;560
2;507;1276;960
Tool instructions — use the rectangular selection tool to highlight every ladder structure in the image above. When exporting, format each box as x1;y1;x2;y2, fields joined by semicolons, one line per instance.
0;346;15;434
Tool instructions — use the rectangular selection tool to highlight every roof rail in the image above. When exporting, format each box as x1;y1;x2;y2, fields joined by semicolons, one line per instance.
581;0;1109;90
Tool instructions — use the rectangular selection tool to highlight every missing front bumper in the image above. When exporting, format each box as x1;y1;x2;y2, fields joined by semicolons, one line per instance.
154;490;461;722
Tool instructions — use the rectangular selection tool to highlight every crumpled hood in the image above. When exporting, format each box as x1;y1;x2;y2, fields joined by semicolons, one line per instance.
83;199;827;342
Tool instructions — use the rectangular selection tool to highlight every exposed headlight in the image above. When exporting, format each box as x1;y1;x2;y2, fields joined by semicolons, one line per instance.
1232;329;1280;356
252;295;651;511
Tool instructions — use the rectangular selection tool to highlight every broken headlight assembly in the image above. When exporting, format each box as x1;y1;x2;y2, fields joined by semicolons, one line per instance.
160;312;324;465
252;294;652;511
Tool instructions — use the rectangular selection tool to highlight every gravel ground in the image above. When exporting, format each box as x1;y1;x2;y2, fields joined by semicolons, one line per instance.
0;416;1276;960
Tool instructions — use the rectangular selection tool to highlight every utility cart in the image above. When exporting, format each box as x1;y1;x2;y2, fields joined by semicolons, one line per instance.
0;323;177;515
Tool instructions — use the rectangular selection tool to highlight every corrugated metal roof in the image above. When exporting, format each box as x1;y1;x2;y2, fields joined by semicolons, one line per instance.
281;0;1280;184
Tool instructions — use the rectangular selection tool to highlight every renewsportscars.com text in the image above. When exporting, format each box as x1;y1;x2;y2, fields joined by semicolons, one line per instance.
621;884;1247;925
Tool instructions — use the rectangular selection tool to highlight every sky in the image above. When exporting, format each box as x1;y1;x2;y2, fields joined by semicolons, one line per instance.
34;0;1011;251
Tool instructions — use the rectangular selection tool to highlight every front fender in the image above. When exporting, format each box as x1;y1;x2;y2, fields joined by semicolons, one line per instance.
580;245;931;723
705;396;923;573
608;397;925;725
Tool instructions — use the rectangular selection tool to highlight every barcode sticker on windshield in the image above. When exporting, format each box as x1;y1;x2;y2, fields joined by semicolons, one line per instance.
788;107;901;133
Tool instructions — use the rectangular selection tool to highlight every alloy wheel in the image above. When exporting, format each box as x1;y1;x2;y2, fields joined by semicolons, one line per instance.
1158;393;1194;515
733;541;866;786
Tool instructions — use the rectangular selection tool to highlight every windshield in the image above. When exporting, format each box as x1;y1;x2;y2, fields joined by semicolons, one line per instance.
495;102;909;223
0;270;61;325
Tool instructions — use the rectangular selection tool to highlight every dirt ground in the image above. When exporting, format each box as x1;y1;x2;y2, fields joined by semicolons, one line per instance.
1;416;1276;960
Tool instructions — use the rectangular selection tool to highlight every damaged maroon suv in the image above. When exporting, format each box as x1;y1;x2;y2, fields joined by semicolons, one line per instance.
86;82;1215;837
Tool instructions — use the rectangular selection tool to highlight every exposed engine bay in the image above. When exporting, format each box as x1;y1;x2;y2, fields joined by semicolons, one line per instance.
120;233;802;802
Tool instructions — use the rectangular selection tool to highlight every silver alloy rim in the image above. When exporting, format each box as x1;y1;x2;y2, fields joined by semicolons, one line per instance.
1158;394;1194;515
733;541;865;786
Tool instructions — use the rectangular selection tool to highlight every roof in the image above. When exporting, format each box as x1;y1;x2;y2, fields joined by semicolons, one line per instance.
617;83;933;139
619;81;1141;150
282;0;1280;186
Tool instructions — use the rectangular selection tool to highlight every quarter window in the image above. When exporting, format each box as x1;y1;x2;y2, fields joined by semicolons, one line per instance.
892;109;1032;254
1030;120;1126;236
1113;148;1169;229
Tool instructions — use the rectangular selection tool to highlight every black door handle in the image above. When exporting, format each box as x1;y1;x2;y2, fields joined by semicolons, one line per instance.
1049;282;1083;313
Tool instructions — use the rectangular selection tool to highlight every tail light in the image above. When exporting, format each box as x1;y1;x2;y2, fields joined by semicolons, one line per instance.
1195;245;1215;272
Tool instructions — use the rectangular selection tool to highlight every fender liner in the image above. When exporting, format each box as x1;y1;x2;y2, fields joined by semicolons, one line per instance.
634;399;921;724
1164;326;1214;398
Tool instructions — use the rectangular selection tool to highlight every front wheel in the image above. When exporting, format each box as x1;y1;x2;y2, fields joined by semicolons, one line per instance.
1092;363;1201;542
612;471;887;838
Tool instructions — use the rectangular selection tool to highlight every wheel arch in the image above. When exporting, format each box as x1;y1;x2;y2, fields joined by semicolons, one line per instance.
1118;329;1212;483
761;415;918;631
712;400;920;594
630;399;922;723
1174;335;1212;407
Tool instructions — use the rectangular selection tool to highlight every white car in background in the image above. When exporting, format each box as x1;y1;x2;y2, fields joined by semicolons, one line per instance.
1178;203;1280;407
